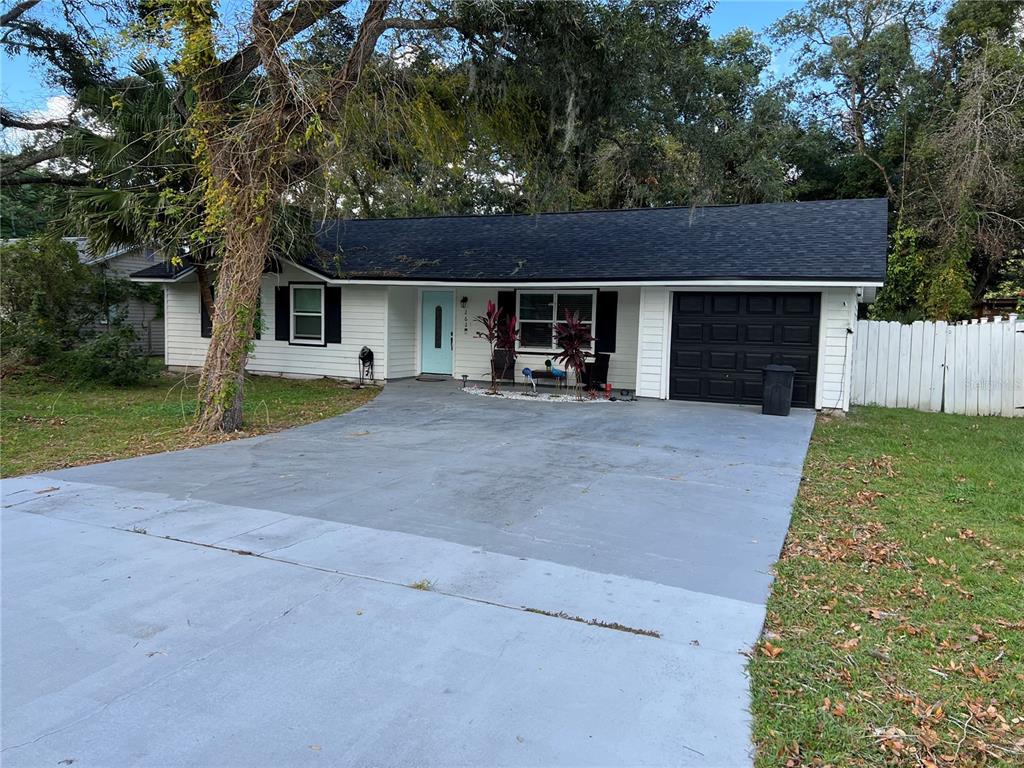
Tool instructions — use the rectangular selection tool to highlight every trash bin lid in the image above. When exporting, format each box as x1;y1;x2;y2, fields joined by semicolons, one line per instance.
763;364;796;372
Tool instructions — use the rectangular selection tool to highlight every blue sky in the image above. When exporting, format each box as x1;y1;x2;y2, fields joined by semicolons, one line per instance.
0;1;805;117
707;0;804;38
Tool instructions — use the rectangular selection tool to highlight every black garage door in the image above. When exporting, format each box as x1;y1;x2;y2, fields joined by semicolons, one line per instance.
669;292;820;407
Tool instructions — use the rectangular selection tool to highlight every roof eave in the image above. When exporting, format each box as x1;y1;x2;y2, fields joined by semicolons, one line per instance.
129;266;196;283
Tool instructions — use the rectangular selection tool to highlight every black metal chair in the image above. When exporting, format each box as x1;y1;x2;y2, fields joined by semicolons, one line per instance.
583;352;611;390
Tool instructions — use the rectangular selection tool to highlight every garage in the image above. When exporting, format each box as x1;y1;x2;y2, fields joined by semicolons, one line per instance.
669;292;820;408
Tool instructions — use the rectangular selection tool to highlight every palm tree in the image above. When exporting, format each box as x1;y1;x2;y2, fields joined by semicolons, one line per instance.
61;60;217;315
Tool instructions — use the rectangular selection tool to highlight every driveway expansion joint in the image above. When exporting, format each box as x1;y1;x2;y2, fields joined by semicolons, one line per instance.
140;526;667;641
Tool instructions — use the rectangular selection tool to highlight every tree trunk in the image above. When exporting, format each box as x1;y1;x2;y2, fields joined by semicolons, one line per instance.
193;202;271;433
195;261;215;319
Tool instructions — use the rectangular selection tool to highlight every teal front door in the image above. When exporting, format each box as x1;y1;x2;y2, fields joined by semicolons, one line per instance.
421;290;454;374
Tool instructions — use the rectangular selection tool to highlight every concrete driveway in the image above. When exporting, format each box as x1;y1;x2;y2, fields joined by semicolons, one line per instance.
1;381;815;767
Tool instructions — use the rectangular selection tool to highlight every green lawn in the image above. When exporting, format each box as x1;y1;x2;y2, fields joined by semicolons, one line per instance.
751;407;1024;767
1;371;378;477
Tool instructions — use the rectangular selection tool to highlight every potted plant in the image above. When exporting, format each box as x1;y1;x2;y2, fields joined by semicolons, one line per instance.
553;309;594;400
494;312;519;387
474;300;519;394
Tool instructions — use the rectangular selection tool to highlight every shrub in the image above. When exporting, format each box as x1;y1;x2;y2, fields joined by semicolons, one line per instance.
1;236;162;385
0;237;101;363
62;325;157;386
870;226;926;322
553;310;594;399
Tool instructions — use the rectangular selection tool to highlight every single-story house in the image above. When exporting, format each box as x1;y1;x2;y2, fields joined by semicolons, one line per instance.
75;239;166;355
3;237;166;354
131;198;888;411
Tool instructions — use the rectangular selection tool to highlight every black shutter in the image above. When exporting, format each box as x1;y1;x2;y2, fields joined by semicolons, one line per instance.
595;291;618;353
200;290;213;338
325;286;341;343
497;290;516;319
274;286;290;341
254;296;261;340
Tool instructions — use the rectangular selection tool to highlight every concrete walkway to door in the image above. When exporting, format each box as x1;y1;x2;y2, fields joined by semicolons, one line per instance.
2;381;815;767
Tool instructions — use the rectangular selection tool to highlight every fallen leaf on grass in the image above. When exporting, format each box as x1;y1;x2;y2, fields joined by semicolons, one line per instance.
994;618;1024;630
967;624;995;643
971;663;998;683
822;697;846;717
866;607;899;620
852;489;885;507
761;640;784;658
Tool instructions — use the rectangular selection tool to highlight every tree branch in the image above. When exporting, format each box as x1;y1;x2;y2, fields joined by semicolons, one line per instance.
0;0;41;27
217;0;351;91
1;172;86;186
0;107;72;132
0;142;69;177
324;1;450;114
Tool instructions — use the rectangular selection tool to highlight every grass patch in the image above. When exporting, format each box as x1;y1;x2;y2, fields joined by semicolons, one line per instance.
751;407;1024;767
1;370;379;477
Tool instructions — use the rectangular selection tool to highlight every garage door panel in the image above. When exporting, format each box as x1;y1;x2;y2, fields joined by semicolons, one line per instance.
710;294;740;314
706;378;740;399
673;350;702;369
669;292;819;408
675;294;705;314
782;295;816;315
709;324;739;342
740;379;765;400
744;351;775;371
708;351;737;370
746;295;776;314
780;324;814;344
674;322;703;342
671;376;702;398
780;353;815;374
744;324;775;344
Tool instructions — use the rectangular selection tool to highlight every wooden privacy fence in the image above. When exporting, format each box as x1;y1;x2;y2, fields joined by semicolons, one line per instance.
851;315;1023;417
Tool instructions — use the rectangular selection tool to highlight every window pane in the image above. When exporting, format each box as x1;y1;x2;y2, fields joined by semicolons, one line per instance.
519;293;554;321
293;287;321;313
556;293;593;321
520;321;552;348
294;314;321;339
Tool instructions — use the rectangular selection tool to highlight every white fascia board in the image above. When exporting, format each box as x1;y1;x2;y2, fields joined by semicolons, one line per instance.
330;278;885;288
274;258;886;288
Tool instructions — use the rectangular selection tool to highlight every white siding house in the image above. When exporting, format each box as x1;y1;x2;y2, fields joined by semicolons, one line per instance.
166;263;389;379
137;199;888;412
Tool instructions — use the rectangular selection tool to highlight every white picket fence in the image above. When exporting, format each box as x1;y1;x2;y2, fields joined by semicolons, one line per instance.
851;315;1023;417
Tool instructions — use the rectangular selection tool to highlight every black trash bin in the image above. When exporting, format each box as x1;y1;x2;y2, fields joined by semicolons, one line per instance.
762;364;796;416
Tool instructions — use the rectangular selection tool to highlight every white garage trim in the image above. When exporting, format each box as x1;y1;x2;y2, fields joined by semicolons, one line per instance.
637;286;861;410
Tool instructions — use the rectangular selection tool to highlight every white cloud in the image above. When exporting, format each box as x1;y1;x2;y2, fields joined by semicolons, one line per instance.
1;95;75;152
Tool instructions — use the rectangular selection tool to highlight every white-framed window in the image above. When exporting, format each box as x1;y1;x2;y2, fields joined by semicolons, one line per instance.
516;290;596;351
291;284;324;345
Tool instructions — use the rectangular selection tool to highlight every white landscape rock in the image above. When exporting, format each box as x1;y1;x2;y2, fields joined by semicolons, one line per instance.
461;385;626;403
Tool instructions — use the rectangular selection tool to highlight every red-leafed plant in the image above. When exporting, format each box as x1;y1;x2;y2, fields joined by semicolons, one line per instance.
553;309;594;399
475;300;519;393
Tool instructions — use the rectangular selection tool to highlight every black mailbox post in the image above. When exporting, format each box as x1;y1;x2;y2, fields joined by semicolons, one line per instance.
762;364;796;416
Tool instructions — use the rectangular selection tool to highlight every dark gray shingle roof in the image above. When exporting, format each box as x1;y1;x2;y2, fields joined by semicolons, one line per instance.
134;198;888;283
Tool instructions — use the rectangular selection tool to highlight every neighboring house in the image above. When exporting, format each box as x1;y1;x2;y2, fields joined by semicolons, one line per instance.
72;239;166;356
131;198;888;411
